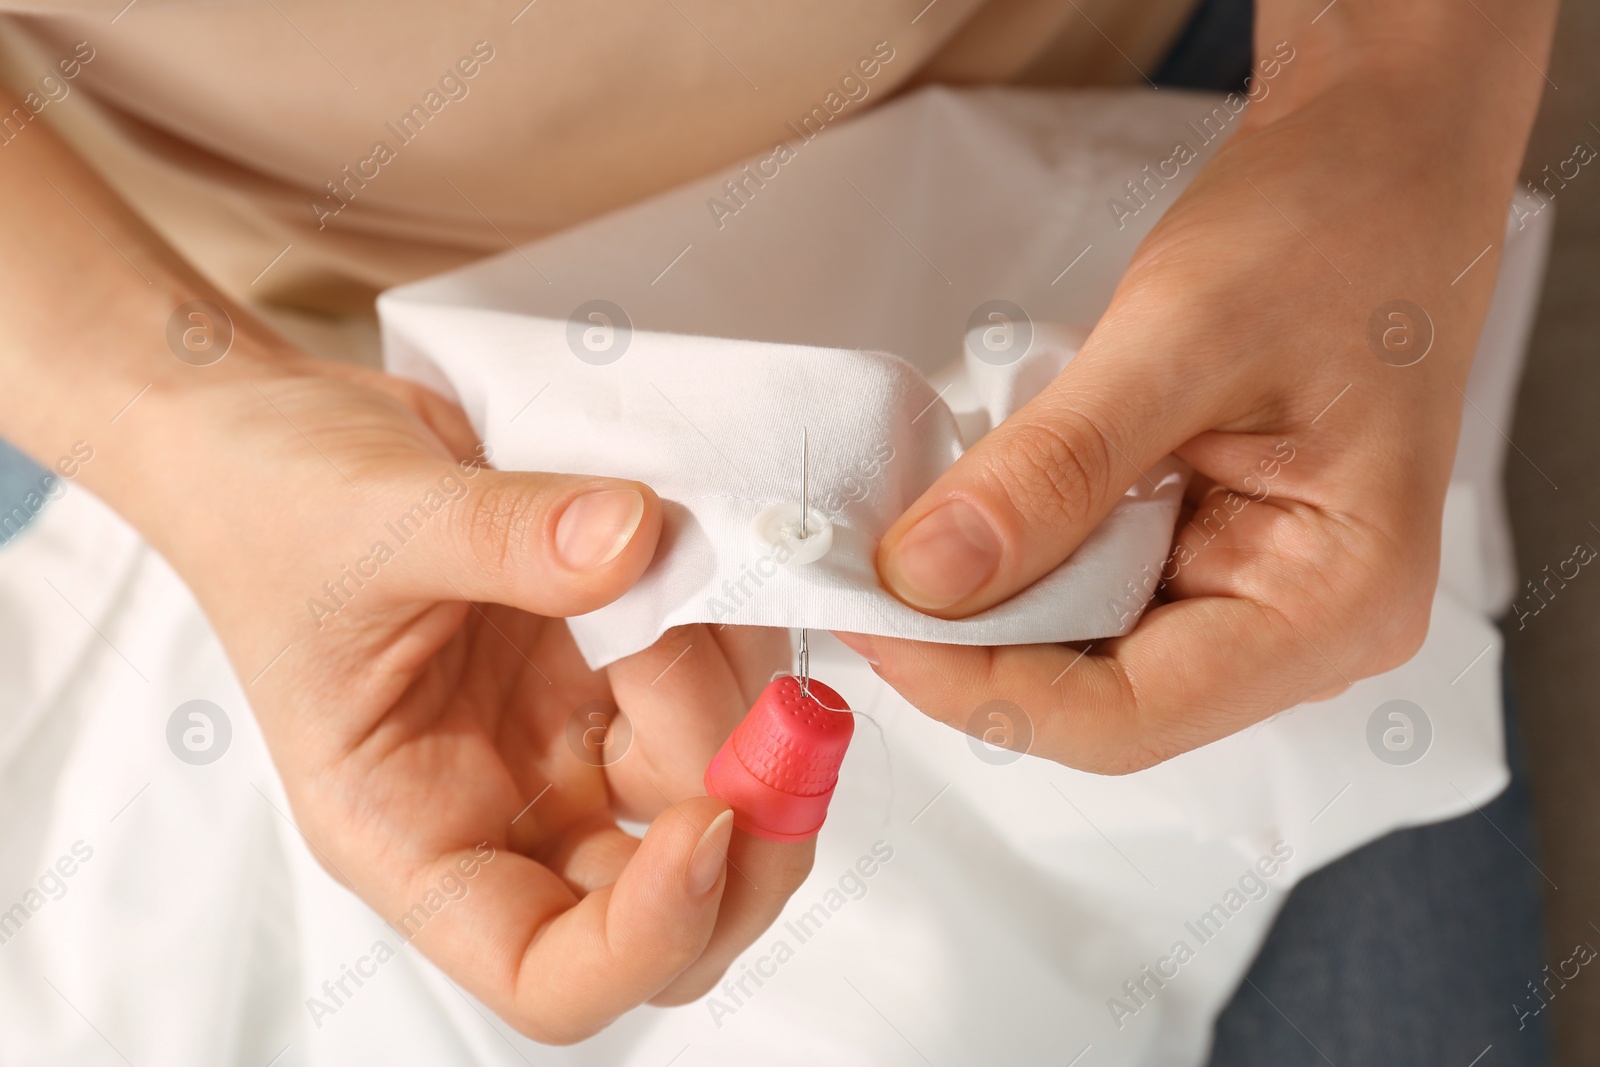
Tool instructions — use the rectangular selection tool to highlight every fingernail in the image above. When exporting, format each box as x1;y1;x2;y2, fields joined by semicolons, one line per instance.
687;809;735;896
834;632;880;666
882;499;1000;610
555;488;644;570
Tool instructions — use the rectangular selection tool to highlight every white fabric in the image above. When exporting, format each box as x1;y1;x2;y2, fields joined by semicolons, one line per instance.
0;87;1551;1067
377;88;1216;669
382;297;1185;666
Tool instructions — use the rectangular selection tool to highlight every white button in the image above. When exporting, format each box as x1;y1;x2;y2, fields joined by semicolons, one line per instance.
751;502;833;566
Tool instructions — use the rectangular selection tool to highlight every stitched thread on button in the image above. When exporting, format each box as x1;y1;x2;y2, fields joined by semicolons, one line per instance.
750;502;833;566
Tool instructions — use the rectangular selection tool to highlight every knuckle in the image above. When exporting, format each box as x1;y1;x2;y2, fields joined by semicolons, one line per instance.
652;967;728;1007
1088;715;1193;776
1363;597;1430;675
457;476;545;576
988;416;1111;529
1339;554;1433;677
1075;745;1161;776
509;1009;588;1046
609;909;705;971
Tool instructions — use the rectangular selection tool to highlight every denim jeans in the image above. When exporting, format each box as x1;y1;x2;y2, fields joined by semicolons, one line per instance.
0;437;48;549
1206;665;1552;1065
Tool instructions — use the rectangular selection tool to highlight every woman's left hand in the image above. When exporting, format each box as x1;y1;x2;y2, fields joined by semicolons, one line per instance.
836;0;1557;773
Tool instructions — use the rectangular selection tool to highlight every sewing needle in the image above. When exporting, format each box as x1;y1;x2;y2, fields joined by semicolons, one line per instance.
798;426;810;696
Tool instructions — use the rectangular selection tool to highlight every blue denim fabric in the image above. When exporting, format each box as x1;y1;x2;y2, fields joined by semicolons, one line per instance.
0;437;50;549
1206;663;1552;1065
1154;0;1255;93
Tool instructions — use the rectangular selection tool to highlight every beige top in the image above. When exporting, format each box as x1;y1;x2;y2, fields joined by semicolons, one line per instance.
0;0;1195;317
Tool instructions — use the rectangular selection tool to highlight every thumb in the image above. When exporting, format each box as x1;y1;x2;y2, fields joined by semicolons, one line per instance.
381;460;662;616
877;352;1203;618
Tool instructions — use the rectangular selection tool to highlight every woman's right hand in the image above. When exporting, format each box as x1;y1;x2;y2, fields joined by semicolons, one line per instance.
0;86;811;1041
119;348;814;1041
189;354;818;1038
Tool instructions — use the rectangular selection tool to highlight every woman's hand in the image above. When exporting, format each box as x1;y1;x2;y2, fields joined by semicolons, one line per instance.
138;354;808;1042
839;1;1558;773
0;93;812;1038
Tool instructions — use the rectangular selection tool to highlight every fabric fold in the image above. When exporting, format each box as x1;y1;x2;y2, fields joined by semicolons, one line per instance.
381;299;1183;666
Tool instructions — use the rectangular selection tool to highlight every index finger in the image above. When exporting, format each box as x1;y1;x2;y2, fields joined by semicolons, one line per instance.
842;593;1342;775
